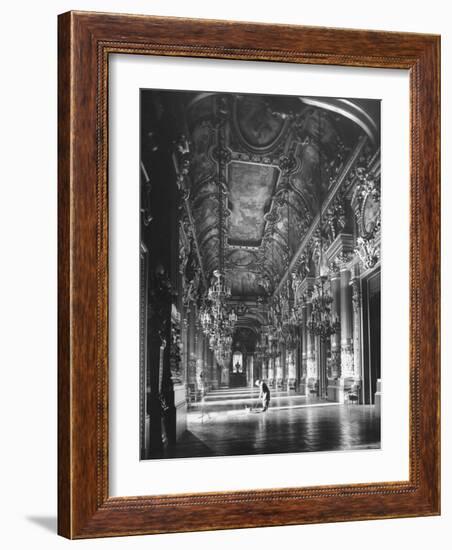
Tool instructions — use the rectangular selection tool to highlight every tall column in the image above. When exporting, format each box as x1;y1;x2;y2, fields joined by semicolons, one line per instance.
300;302;308;394
187;308;197;400
275;352;282;389
330;271;341;379
220;357;230;387
248;354;254;387
316;335;328;399
261;355;268;382
297;325;303;391
281;342;287;390
287;346;296;390
306;299;318;395
339;267;354;402
203;336;210;391
195;326;204;399
351;277;363;397
268;349;275;388
210;348;219;390
181;317;188;386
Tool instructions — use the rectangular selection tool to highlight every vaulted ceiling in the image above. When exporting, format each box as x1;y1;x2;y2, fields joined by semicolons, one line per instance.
183;92;378;304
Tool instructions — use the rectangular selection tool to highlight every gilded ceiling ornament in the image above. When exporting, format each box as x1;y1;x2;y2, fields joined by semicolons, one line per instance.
235;303;249;316
183;268;201;310
213;145;232;165
257;274;272;294
278;153;296;173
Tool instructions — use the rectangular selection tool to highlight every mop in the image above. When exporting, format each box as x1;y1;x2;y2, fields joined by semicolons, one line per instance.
244;381;262;413
223;401;262;417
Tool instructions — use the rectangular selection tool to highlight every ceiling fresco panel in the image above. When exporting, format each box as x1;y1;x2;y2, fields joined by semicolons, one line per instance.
227;162;279;247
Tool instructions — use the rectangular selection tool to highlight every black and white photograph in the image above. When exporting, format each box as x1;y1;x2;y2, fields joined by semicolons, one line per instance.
139;89;381;460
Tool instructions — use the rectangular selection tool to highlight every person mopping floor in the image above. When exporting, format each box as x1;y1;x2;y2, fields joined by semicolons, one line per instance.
255;379;271;412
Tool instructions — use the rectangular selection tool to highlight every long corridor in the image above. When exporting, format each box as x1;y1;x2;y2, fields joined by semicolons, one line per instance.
162;388;381;459
139;90;383;461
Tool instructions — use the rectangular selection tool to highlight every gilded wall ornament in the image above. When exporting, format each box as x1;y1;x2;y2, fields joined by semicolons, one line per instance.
329;250;354;272
355;235;379;270
325;196;346;243
351;278;362;312
213;145;232;165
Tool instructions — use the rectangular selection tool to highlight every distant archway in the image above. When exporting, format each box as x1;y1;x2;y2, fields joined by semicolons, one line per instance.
232;351;243;373
230;351;246;387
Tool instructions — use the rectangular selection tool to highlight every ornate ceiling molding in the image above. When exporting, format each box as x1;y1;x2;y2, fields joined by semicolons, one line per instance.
273;134;368;296
182;92;377;300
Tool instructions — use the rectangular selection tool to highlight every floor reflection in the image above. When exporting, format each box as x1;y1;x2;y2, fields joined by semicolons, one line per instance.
161;387;380;459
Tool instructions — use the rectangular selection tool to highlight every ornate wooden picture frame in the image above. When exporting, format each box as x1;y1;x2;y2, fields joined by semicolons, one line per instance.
58;11;440;539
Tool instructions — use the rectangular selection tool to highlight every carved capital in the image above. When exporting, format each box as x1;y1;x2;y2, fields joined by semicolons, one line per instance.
329;250;354;272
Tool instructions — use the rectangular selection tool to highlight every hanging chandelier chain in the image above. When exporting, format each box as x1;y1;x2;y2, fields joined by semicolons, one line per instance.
199;96;237;362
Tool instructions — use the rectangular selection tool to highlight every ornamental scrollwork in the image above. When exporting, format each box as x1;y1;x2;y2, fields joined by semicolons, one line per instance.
354;168;381;202
278;153;296;174
179;220;191;277
329;250;354;272
257;274;272;294
184;270;201;310
140;164;153;226
351;278;362;312
213;145;232;165
355;235;379;271
173;134;192;200
295;252;311;279
351;166;381;238
324;196;346;243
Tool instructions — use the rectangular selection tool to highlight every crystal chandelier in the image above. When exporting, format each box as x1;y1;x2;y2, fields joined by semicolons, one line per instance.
307;276;340;340
211;333;233;362
200;270;237;361
207;269;231;302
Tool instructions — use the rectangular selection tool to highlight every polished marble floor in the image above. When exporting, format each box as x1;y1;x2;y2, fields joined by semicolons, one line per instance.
161;387;380;459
